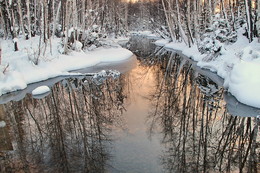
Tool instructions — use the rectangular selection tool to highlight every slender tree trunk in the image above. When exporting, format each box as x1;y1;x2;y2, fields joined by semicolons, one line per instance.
161;0;175;40
221;0;228;20
52;1;61;38
125;2;129;31
175;0;188;45
185;0;194;46
0;8;8;39
1;1;14;38
256;0;260;42
0;42;2;65
194;0;200;41
245;0;253;42
17;0;26;38
26;0;31;39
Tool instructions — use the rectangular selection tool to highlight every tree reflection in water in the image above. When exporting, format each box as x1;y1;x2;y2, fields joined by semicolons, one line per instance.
147;53;259;173
0;50;259;173
0;76;126;172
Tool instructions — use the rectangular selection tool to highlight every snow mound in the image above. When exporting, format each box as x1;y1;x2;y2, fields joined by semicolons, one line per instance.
225;61;260;108
0;121;6;128
0;36;133;97
158;28;260;108
32;86;51;96
0;71;27;96
154;39;170;46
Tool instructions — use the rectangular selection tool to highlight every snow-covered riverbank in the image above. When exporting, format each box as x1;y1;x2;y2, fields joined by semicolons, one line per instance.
0;36;133;96
155;29;260;109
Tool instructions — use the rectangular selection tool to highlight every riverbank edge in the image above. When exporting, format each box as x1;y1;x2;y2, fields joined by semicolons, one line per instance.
0;36;134;97
154;36;260;109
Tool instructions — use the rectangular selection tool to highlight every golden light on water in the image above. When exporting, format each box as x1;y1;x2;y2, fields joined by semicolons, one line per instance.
126;0;139;3
215;5;220;14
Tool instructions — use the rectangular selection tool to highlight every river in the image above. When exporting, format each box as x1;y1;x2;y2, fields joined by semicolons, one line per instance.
0;37;259;173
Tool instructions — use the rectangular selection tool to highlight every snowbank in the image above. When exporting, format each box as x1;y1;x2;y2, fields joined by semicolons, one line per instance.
131;30;159;39
155;29;260;108
0;36;133;96
154;39;170;46
32;86;50;95
0;121;6;128
224;61;260;108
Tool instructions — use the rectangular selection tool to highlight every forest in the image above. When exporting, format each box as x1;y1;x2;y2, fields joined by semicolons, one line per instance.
1;0;260;107
0;0;162;54
0;1;259;172
0;0;259;48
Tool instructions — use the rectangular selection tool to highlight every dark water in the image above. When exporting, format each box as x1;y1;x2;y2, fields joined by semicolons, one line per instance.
0;42;259;172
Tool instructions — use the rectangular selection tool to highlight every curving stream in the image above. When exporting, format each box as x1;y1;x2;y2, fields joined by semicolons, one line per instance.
0;39;259;173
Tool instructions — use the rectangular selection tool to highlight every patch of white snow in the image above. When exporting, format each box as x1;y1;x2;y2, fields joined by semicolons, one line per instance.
32;85;50;96
224;61;260;108
0;121;6;128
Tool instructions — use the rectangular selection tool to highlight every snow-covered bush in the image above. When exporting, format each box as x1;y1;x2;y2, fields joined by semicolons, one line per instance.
61;24;121;54
199;14;237;55
92;70;120;85
198;37;222;54
64;25;116;52
72;41;83;52
237;46;260;61
50;23;63;38
196;75;220;96
83;25;105;48
26;47;42;65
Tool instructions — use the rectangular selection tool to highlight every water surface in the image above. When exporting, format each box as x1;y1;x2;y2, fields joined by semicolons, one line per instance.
0;49;259;173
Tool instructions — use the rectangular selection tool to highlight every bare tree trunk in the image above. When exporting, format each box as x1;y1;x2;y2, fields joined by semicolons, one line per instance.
221;0;228;20
185;0;194;46
26;0;31;39
52;1;61;38
192;0;199;41
245;0;253;42
72;0;77;40
63;1;71;54
0;8;6;38
0;42;1;65
175;1;189;44
125;2;129;31
162;0;175;41
17;0;26;38
1;1;14;38
256;0;260;42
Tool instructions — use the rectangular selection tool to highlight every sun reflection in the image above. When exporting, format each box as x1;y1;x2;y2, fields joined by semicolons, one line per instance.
126;0;139;3
215;5;220;14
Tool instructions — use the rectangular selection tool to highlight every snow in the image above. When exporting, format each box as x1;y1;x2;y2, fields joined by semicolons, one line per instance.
131;30;159;39
224;93;260;117
32;86;50;95
72;41;83;52
156;28;260;108
13;38;18;43
0;36;133;96
154;39;170;46
0;121;6;128
224;61;260;108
